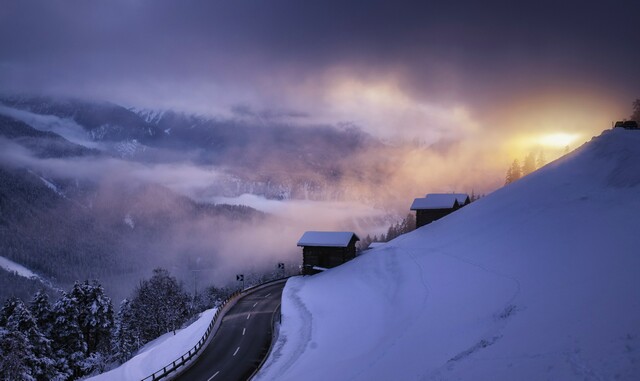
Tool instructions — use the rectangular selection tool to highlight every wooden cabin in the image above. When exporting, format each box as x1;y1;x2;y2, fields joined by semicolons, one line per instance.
410;193;470;228
297;231;360;275
614;120;639;130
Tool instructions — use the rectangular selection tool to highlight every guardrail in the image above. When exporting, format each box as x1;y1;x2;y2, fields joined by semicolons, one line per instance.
139;277;289;381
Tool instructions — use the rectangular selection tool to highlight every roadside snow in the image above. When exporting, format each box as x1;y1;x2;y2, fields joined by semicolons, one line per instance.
88;308;217;381
255;129;640;381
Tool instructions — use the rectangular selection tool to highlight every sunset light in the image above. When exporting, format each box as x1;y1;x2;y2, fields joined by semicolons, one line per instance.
537;132;581;148
1;2;639;380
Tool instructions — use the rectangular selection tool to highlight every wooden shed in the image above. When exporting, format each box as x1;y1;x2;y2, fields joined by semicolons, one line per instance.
614;120;639;130
297;231;360;275
410;193;470;228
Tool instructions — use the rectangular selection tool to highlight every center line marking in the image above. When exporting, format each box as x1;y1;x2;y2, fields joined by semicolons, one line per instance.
253;302;258;308
207;371;220;381
247;313;251;319
242;328;246;335
265;293;271;297
233;346;240;356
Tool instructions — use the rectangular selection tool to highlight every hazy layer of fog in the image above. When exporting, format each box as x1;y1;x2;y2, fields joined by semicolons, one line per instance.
0;104;99;148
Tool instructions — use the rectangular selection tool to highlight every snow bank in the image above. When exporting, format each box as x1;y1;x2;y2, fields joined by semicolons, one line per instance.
88;308;217;381
255;129;640;381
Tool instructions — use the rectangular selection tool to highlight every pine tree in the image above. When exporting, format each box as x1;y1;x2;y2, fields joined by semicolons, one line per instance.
632;98;640;121
536;150;547;169
69;281;114;357
522;152;536;176
51;291;86;379
112;299;138;363
0;327;35;381
505;159;522;184
30;291;53;338
1;297;59;381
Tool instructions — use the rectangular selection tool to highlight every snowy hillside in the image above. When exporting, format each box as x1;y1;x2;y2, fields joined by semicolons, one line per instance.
255;128;640;381
88;308;217;381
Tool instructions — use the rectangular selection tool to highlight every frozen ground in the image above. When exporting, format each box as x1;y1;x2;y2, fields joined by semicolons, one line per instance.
88;308;216;381
255;128;640;381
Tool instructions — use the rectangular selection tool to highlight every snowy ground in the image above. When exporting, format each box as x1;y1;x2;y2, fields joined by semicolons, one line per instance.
255;128;640;381
88;308;217;381
0;255;40;279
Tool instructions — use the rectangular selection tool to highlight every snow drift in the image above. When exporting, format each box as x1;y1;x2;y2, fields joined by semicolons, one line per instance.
255;128;640;381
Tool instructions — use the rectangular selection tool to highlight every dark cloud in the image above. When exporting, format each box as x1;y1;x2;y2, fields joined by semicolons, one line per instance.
1;0;638;126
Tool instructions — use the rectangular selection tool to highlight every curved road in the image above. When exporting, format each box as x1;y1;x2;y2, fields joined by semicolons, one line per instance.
176;281;285;381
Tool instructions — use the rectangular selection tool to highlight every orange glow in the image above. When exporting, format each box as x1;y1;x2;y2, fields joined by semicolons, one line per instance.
537;132;581;148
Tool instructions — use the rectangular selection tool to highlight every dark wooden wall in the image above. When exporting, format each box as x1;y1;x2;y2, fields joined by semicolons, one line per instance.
301;237;358;275
416;208;455;228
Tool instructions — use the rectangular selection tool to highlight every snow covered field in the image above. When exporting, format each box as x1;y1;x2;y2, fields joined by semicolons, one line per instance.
88;308;217;381
255;128;640;380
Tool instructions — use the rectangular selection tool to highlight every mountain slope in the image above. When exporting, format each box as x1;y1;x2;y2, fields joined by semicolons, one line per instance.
0;113;268;302
256;128;640;381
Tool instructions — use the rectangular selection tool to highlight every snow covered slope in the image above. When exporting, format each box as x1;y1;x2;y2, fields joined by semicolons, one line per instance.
0;256;40;279
256;128;640;381
88;308;217;381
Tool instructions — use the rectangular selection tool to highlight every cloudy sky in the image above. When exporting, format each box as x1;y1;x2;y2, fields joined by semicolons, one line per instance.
1;0;639;165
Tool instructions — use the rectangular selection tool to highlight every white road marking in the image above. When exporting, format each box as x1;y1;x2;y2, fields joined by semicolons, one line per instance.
264;293;271;298
253;302;258;308
207;371;220;381
233;346;240;356
247;313;251;319
242;327;246;335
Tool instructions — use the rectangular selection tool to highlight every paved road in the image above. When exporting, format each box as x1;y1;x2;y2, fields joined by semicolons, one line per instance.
175;281;285;381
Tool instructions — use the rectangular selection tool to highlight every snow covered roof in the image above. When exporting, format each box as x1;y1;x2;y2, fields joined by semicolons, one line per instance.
297;231;360;247
410;193;469;210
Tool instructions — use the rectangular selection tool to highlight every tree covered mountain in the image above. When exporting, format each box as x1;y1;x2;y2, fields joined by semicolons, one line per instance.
0;113;265;302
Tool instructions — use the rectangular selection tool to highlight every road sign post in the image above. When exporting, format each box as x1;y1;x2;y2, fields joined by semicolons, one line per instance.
277;262;285;278
236;274;244;290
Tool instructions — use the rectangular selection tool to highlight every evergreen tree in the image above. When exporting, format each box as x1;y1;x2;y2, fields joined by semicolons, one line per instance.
357;234;373;250
536;150;547;169
521;152;536;176
51;291;86;379
1;297;58;381
0;327;35;381
30;291;54;338
112;298;138;363
632;98;640;122
505;159;522;184
470;190;484;202
69;281;114;357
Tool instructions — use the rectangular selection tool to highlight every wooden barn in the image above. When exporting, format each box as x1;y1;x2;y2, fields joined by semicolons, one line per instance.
614;120;639;130
297;231;360;275
410;193;470;228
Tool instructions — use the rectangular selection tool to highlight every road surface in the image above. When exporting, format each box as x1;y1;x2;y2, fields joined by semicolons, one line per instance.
175;281;285;381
